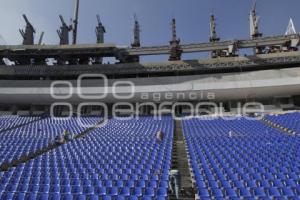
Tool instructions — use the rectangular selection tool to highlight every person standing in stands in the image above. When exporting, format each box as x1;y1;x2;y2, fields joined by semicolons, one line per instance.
54;134;65;145
64;129;74;141
156;130;164;142
54;129;73;145
169;169;181;199
63;129;68;137
229;130;233;137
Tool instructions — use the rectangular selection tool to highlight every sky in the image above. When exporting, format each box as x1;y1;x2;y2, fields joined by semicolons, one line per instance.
0;0;299;62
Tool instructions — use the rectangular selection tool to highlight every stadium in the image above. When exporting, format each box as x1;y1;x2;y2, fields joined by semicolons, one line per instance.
0;0;300;199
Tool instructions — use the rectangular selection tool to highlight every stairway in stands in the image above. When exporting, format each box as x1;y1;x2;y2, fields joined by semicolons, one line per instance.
0;114;46;134
168;120;196;200
0;118;104;172
261;117;297;135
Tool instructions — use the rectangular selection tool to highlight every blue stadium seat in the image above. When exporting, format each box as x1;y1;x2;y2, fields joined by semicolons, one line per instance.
94;187;106;195
181;116;300;199
198;188;210;197
282;187;295;197
268;187;281;197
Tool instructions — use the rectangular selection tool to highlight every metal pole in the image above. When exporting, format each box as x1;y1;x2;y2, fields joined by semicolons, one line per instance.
72;0;79;44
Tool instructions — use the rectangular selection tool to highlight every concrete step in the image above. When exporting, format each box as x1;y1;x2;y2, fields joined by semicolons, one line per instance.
168;119;196;199
0;114;46;135
168;188;195;200
0;119;105;172
261;118;296;135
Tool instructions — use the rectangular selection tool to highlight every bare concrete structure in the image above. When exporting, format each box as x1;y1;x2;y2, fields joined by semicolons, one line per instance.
57;15;72;45
19;15;35;46
169;18;182;61
94;15;106;64
0;34;299;65
0;2;300;115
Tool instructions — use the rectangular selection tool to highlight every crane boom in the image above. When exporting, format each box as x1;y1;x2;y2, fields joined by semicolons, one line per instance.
72;0;79;44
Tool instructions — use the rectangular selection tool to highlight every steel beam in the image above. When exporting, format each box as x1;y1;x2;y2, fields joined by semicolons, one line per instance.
0;34;299;59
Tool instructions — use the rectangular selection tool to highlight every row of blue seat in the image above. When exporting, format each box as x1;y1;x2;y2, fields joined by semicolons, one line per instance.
0;192;167;200
266;112;300;133
182;116;300;199
0;116;173;199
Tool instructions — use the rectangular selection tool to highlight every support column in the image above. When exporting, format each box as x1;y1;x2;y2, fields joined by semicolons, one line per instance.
250;2;264;54
131;14;141;63
95;14;106;64
169;18;182;61
12;105;18;115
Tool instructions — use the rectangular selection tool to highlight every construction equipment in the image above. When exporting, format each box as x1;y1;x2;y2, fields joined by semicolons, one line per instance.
57;15;72;45
19;14;35;45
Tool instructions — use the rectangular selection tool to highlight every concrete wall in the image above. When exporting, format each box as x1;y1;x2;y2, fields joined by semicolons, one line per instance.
0;67;300;104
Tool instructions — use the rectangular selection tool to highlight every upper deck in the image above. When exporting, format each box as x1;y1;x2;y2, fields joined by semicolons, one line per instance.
1;51;300;79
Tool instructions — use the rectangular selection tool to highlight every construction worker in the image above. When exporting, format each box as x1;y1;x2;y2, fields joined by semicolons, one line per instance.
54;134;65;145
169;169;181;199
156;130;164;142
64;129;74;141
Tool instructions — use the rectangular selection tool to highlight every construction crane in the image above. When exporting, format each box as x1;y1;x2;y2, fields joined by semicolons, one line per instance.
169;18;182;61
57;15;72;45
132;14;141;48
249;2;264;54
19;14;35;45
95;14;106;44
95;14;106;64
